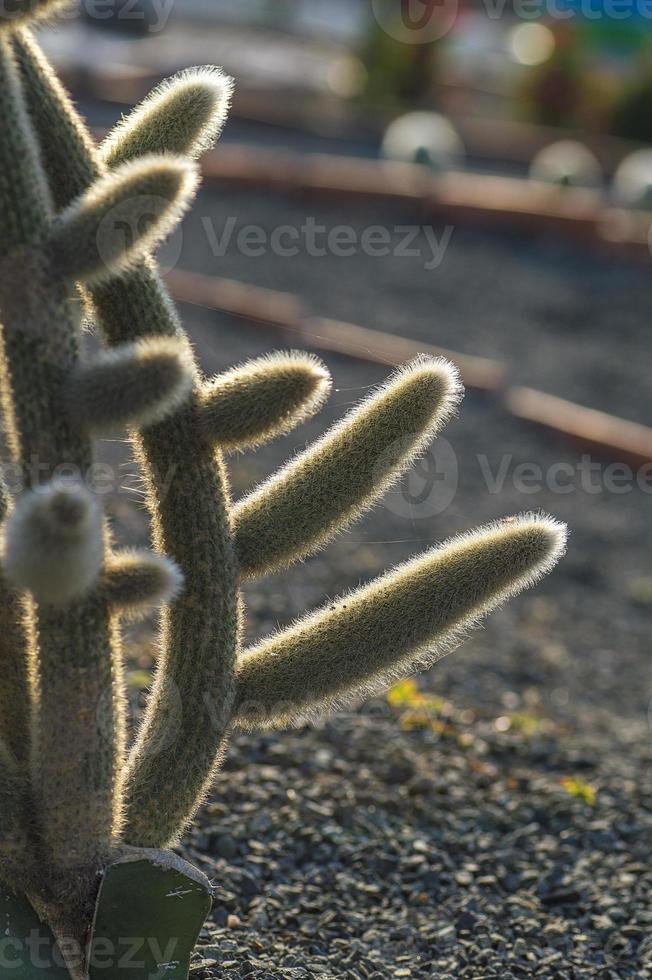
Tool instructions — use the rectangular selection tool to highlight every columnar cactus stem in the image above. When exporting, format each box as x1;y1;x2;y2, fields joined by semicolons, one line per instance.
0;37;122;883
0;0;71;31
122;416;240;847
0;28;197;955
0;741;32;889
0;579;31;762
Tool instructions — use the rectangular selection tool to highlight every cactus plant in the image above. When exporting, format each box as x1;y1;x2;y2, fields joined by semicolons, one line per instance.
0;8;567;978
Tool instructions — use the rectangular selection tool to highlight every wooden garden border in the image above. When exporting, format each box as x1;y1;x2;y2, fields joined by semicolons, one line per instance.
68;63;652;464
166;270;652;468
197;145;652;260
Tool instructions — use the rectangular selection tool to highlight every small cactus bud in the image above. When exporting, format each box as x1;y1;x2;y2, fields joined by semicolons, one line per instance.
101;550;183;618
199;351;331;451
2;482;103;605
47;156;199;285
102;67;233;168
67;337;195;433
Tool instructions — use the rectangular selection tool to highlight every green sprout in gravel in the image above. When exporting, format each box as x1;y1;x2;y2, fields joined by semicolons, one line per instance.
0;6;567;978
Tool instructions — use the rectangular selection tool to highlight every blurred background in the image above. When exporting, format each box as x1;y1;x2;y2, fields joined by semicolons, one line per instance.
33;3;652;976
42;0;652;161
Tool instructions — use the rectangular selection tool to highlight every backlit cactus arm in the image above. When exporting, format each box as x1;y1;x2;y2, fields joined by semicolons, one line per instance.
235;515;567;728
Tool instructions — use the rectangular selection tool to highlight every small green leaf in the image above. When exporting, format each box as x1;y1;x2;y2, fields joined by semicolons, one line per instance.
89;853;212;980
560;776;596;805
0;886;70;979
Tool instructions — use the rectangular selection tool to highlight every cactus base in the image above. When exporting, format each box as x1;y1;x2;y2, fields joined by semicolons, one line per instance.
0;851;212;980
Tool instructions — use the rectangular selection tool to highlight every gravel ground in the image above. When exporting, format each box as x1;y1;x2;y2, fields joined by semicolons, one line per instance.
97;185;652;978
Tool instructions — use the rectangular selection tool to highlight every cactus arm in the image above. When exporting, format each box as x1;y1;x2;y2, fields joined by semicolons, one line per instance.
235;515;567;728
48;156;199;286
233;357;462;578
101;66;233;167
67;337;194;433
199;351;332;451
100;550;183;619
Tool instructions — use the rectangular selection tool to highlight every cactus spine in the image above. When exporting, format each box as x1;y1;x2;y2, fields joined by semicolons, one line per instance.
0;11;568;973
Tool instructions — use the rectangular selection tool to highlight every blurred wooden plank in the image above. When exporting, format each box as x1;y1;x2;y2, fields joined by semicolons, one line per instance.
201;145;429;204
85;122;651;255
166;269;305;328
506;387;652;468
167;269;652;462
201;148;651;253
165;268;505;392
67;61;642;169
431;173;601;241
299;316;505;392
